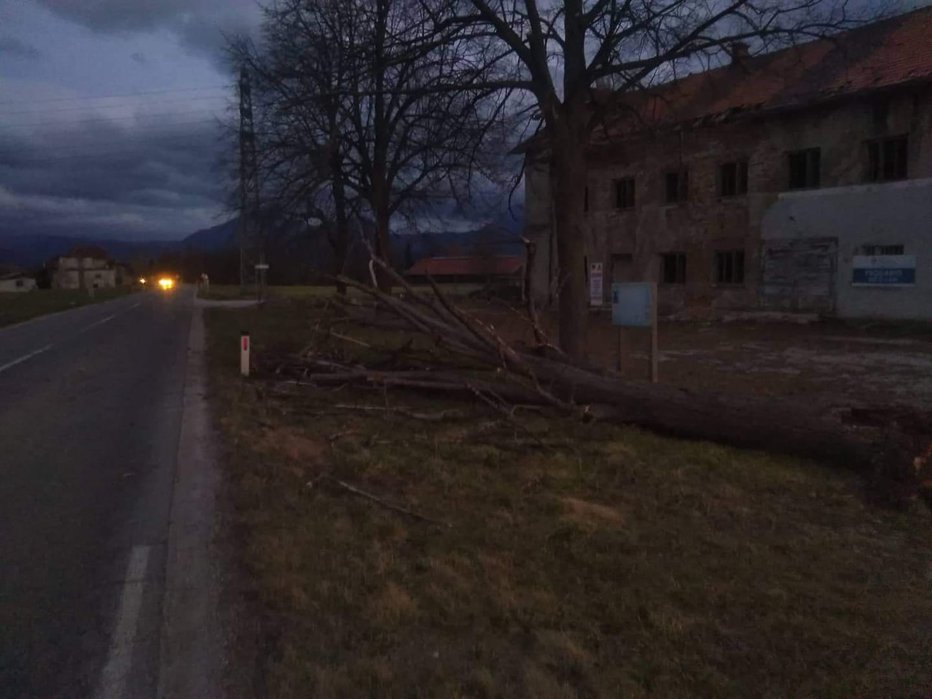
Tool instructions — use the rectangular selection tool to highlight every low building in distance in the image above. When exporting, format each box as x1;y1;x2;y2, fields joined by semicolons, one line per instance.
405;255;525;296
0;265;37;293
51;246;117;290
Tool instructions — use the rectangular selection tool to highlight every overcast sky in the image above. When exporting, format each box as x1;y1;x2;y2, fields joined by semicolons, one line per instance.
0;0;929;243
0;0;261;241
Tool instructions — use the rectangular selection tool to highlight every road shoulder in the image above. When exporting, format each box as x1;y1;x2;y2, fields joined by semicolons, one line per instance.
158;304;228;697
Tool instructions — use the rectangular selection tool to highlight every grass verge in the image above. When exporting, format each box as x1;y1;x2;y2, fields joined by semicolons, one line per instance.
198;283;501;302
206;296;932;698
0;287;134;328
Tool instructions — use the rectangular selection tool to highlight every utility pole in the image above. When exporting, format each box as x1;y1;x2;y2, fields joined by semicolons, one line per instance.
238;66;263;292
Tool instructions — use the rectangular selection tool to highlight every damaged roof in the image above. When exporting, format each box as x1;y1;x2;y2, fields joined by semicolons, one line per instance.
519;6;932;152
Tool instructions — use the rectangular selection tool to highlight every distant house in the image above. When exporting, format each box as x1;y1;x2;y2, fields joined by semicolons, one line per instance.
0;267;37;293
113;262;135;286
405;255;525;292
52;246;117;290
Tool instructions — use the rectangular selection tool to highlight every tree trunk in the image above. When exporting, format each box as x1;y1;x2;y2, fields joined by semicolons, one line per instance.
330;146;350;296
326;271;923;505
370;174;393;292
550;125;589;360
536;358;918;503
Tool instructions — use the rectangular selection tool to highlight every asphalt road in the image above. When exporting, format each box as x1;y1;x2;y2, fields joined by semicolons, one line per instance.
0;288;193;698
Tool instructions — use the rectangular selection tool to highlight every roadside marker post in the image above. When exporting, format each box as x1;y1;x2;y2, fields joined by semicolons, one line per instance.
611;282;658;383
240;331;250;377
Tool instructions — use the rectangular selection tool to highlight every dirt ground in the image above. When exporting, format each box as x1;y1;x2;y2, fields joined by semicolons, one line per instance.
480;306;932;416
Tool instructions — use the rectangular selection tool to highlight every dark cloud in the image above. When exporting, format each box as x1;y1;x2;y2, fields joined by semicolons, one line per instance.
0;116;234;240
34;0;261;69
130;51;147;65
0;37;41;60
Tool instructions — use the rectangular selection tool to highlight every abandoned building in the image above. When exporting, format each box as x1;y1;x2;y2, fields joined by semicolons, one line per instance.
51;246;117;290
521;7;932;319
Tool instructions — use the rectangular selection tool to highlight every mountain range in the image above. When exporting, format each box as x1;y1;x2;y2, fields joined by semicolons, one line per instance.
0;206;525;275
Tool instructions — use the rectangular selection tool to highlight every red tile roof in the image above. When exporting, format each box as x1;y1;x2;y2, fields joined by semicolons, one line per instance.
406;255;524;277
519;6;932;152
65;245;110;261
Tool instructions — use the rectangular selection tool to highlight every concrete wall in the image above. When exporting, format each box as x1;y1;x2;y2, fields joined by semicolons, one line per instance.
54;257;116;290
524;86;932;316
762;178;932;319
0;278;37;293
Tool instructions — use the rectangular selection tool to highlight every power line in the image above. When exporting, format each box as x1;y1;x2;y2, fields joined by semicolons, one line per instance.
0;150;225;165
0;94;232;117
0;139;229;159
0;142;228;164
0;111;230;130
0;84;233;107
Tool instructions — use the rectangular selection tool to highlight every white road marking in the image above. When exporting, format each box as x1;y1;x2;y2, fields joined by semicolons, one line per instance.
82;314;117;331
95;545;151;699
0;344;54;375
81;302;141;333
0;300;142;376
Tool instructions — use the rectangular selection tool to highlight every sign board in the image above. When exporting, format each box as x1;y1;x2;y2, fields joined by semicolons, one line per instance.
852;255;915;286
589;263;604;306
611;282;654;327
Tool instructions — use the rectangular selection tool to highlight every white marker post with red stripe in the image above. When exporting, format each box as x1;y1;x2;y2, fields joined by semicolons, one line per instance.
240;331;250;377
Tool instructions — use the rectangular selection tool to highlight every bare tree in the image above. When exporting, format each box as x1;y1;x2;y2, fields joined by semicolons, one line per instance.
437;0;866;359
230;0;358;290
234;0;508;290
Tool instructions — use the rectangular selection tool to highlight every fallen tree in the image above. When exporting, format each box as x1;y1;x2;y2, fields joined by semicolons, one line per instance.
261;261;928;506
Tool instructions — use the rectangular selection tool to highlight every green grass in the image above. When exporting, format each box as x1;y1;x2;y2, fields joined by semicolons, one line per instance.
0;287;134;328
206;297;932;698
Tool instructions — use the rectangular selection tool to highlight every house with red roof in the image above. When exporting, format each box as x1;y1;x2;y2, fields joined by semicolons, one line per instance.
522;7;932;319
52;246;117;290
405;255;524;295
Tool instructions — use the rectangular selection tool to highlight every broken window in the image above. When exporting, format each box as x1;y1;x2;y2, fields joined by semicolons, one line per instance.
788;148;821;189
861;244;904;256
715;250;745;285
664;170;689;203
867;135;908;181
661;253;686;284
614;177;635;209
719;160;748;196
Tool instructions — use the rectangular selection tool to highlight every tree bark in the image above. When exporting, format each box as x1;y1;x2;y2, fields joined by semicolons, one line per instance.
371;179;393;292
316;273;923;502
550;117;589;361
329;137;350;296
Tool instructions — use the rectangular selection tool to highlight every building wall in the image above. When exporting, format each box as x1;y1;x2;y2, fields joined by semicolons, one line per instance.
525;86;932;316
762;178;932;319
0;278;37;293
53;257;116;290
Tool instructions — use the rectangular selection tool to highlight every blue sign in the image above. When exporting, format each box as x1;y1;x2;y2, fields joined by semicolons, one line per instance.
611;282;654;327
852;268;915;285
852;255;916;286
